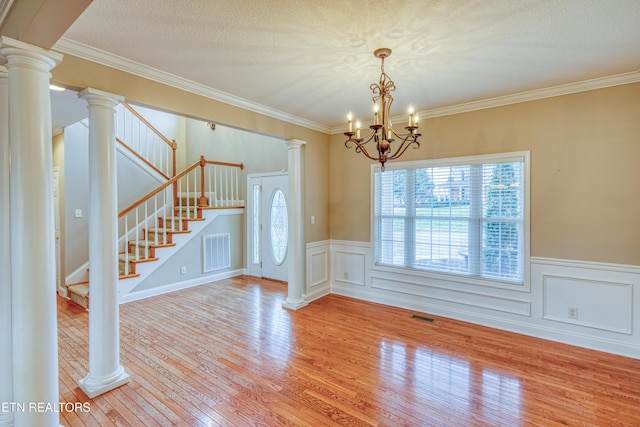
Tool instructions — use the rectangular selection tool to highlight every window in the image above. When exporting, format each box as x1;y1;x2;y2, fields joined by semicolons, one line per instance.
374;152;529;285
270;189;288;265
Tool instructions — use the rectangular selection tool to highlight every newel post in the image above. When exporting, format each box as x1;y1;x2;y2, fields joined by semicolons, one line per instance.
199;155;207;207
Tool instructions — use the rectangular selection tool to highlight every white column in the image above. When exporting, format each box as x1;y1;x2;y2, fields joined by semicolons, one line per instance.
0;65;13;427
78;88;130;398
282;139;308;310
0;37;62;427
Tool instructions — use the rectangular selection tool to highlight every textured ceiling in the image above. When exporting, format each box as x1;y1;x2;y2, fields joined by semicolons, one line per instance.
55;0;640;131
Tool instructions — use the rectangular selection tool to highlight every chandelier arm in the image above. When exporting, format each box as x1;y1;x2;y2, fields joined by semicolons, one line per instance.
387;137;421;160
345;137;380;161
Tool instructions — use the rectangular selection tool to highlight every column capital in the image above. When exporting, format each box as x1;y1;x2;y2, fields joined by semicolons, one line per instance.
78;87;125;108
284;139;306;149
0;37;63;70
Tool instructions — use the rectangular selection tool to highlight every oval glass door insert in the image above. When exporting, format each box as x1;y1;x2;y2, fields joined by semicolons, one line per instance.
270;189;288;264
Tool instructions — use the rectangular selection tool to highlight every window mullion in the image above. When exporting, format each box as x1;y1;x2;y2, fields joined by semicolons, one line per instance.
405;169;416;267
468;164;483;275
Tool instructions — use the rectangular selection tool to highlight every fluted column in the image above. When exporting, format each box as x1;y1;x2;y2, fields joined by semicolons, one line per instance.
77;88;130;398
0;65;13;427
0;37;62;427
282;139;308;310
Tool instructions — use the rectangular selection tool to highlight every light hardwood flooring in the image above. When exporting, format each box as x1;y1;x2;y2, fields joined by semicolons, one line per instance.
57;276;640;426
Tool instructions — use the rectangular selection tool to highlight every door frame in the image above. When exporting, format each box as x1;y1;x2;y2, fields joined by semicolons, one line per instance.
53;167;65;297
245;172;288;279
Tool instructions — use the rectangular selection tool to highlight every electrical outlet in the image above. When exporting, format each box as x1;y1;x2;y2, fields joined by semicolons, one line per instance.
180;266;187;275
74;209;82;218
568;307;578;319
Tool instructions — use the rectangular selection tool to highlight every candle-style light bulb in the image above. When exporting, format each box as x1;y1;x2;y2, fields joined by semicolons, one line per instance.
373;103;379;125
408;105;414;127
356;121;361;139
414;113;419;127
347;111;353;132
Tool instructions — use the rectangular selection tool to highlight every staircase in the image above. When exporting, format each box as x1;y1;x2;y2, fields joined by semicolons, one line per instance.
66;104;244;309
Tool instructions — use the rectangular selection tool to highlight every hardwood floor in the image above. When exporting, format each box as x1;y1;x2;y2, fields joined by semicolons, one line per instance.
57;276;640;426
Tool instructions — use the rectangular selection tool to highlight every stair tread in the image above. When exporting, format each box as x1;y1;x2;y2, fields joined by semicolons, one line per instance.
147;227;189;234
119;253;160;262
67;283;89;296
128;240;176;248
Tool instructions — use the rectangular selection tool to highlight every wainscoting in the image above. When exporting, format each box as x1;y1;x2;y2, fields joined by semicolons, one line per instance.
310;240;640;359
304;240;331;302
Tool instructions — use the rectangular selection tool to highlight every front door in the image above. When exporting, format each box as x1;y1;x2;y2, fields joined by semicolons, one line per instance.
247;173;288;282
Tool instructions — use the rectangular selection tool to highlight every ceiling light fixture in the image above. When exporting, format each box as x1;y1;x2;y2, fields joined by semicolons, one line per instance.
344;48;421;171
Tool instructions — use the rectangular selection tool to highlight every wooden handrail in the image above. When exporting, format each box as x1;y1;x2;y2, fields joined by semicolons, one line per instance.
123;102;177;150
118;158;243;218
117;137;170;180
119;160;200;218
204;160;244;170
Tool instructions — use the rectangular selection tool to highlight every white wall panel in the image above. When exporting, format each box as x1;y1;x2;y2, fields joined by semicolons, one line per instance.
305;241;330;301
542;275;632;333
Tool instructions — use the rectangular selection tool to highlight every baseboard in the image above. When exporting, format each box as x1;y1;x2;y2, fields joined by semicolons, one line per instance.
304;284;330;303
65;261;89;286
120;268;245;304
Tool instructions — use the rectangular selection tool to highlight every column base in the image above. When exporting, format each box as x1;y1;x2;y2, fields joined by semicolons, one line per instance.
282;298;308;311
78;366;131;399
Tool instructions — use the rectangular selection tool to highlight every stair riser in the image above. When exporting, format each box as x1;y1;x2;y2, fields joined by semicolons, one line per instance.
126;245;155;259
158;217;188;231
144;231;170;245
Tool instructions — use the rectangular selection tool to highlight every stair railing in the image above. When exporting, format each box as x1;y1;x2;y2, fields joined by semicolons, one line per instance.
118;157;243;276
115;102;177;180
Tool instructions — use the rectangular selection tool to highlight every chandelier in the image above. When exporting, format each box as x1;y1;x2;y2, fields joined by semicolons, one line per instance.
344;48;421;171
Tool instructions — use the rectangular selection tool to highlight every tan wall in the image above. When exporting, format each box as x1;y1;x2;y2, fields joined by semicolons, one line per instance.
51;54;330;243
330;83;640;265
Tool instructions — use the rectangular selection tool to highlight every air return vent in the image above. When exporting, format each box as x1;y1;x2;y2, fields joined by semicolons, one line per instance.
202;233;230;273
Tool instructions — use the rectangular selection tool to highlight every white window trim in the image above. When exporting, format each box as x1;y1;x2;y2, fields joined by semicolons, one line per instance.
370;151;531;292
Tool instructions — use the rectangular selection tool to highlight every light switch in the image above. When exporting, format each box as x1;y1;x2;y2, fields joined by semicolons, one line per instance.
74;209;82;218
310;215;315;225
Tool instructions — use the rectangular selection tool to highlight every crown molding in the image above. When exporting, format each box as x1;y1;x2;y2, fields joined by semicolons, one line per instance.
329;70;640;134
0;0;15;28
419;71;640;120
52;38;639;137
52;37;331;134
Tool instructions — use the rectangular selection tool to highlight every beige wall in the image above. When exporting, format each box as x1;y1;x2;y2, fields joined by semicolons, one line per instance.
330;83;640;265
51;54;330;243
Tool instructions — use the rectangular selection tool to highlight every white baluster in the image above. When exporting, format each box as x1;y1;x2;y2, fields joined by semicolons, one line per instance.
208;166;212;207
224;167;229;207
135;208;140;260
193;168;196;214
124;215;129;275
144;202;148;258
235;168;239;206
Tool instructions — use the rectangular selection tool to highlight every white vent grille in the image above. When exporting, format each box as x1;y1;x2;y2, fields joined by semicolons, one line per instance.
202;233;231;273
